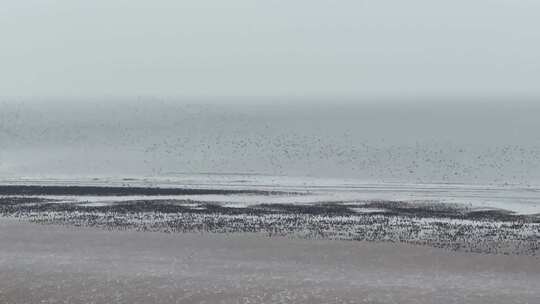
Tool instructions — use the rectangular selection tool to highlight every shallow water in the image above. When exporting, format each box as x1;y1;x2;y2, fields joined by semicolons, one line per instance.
1;174;540;214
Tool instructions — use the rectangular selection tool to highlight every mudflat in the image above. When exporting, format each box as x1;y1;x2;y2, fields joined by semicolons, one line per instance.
0;218;538;304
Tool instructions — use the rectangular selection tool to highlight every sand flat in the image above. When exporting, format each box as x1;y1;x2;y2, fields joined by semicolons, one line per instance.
0;218;539;304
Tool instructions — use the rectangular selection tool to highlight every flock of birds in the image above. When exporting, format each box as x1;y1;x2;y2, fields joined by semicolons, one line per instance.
2;196;539;256
2;101;540;185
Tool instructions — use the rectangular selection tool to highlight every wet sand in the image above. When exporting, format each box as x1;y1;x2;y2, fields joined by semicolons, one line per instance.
1;218;539;304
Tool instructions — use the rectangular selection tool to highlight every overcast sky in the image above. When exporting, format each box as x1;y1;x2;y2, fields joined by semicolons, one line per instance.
1;0;540;100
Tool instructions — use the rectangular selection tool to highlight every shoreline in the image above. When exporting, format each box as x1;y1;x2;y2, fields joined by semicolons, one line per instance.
2;185;539;256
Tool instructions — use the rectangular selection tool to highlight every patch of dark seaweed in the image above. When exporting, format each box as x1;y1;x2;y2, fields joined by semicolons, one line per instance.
1;197;61;216
3;197;537;223
464;210;533;222
0;185;292;196
0;199;277;216
359;200;539;223
253;203;356;216
0;197;56;205
94;201;277;216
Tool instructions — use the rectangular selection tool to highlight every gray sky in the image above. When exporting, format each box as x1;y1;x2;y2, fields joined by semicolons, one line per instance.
1;0;540;100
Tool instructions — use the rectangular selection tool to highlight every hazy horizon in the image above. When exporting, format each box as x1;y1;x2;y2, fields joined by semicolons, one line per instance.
2;100;540;185
2;1;540;99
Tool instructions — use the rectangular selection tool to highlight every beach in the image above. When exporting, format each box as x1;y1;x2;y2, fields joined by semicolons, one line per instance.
1;218;539;304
